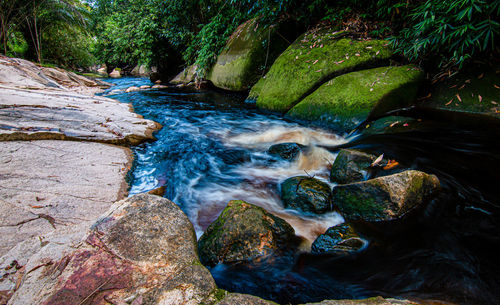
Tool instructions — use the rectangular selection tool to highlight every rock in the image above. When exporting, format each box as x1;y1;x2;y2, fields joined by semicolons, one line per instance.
109;68;122;78
311;223;365;255
131;64;153;77
332;170;440;222
125;86;141;92
96;64;108;76
152;84;169;89
0;141;131;257
5;194;222;305
171;65;198;85
280;176;333;214
268;142;304;161
0;87;160;145
286;65;424;130
330;149;377;184
198;200;296;266
140;85;151;89
208;18;291;91
422;62;500;122
41;66;111;95
0;56;64;90
217;293;278;305
249;27;392;113
305;296;419;305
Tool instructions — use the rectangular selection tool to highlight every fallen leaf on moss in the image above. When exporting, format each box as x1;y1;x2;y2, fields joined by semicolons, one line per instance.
478;73;484;79
456;94;462;102
445;99;453;105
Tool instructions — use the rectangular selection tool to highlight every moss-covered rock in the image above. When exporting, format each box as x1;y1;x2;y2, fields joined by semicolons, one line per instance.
170;64;197;85
267;142;304;161
249;27;392;113
208;18;290;91
422;63;500;121
286;65;423;130
330;149;377;184
332;170;440;222
280;176;333;214
198;200;295;267
311;223;366;255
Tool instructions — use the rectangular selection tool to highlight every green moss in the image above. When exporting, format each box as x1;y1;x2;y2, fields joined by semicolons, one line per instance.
286;65;423;130
249;27;393;113
208;18;289;91
425;64;500;119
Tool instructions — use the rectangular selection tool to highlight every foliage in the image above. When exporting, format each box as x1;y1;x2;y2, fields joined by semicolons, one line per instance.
390;0;500;69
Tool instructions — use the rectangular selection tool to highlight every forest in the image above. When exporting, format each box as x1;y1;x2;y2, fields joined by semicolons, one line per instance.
1;0;499;75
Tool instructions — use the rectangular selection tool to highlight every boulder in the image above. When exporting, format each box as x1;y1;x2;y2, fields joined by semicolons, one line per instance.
125;86;140;92
140;85;151;89
332;170;440;222
171;64;198;85
268;142;304;161
249;27;392;113
198;200;296;266
96;65;108;76
208;18;291;91
5;194;222;305
280;176;333;214
311;223;365;255
130;64;153;77
109;68;121;78
330;149;377;184
286;65;424;130
422;62;500;122
305;296;419;305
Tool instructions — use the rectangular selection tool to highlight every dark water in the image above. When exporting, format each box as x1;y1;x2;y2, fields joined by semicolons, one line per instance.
103;77;500;305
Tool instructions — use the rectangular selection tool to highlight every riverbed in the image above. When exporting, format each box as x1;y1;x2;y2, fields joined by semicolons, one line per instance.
103;77;500;305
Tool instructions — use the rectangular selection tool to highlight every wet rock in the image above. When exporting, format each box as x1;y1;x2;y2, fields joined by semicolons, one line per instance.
286;65;423;130
125;86;140;92
268;142;304;161
311;223;365;255
305;296;419;305
152;84;169;89
198;200;296;266
217;292;278;305
332;170;440;222
249;27;392;113
140;85;151;89
109;68;122;78
171;65;198;85
208;18;292;91
280;176;333;214
6;194;221;305
330;149;377;184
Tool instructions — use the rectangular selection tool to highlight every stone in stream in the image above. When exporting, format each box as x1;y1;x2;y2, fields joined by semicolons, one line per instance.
198;200;296;267
267;142;304;161
125;86;141;92
280;176;333;214
330;149;377;184
109;68;122;78
311;223;365;255
249;27;392;113
171;64;198;85
4;194;221;305
332;170;440;222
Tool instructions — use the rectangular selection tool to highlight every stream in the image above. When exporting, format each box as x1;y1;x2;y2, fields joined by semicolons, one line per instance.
103;77;500;305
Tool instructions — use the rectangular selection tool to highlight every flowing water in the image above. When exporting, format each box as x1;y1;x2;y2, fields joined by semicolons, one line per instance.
103;78;500;305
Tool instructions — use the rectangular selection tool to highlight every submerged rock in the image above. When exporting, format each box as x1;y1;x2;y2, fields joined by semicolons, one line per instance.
208;18;292;91
330;149;377;184
286;65;423;130
311;223;365;255
268;142;304;161
198;200;296;266
280;176;332;214
332;170;440;222
5;194;221;305
249;27;392;113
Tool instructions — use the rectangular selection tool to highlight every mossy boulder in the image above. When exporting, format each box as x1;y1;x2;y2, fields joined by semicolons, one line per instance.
249;27;392;113
311;223;365;255
268;142;304;161
198;200;295;267
330;149;377;184
170;64;197;85
332;170;440;222
422;63;500;121
208;18;290;91
286;65;424;130
280;176;333;214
